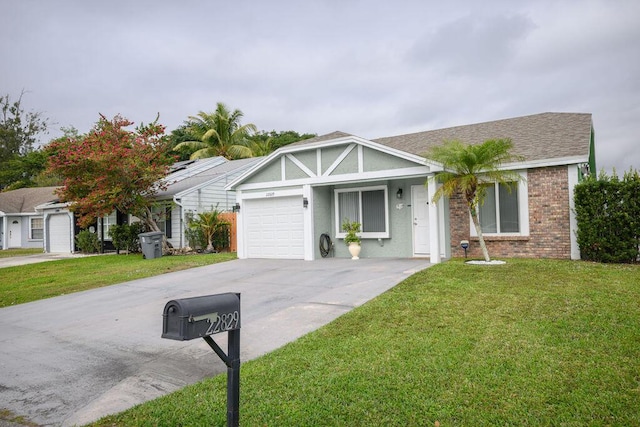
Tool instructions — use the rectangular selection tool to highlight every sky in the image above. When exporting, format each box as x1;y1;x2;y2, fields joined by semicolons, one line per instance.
1;0;639;173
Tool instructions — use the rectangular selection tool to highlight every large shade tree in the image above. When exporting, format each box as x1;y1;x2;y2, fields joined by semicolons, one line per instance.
427;139;523;262
46;114;174;231
247;130;317;155
0;91;50;189
0;91;49;164
174;102;257;160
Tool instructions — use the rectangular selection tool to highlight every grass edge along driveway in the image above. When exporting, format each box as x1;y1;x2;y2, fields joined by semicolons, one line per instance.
89;258;640;427
0;252;236;308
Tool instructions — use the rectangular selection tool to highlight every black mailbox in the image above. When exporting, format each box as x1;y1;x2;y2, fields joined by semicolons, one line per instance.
162;292;240;341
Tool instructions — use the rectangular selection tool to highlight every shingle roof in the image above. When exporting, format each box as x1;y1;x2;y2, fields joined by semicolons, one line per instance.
289;131;354;146
373;112;593;163
0;187;60;214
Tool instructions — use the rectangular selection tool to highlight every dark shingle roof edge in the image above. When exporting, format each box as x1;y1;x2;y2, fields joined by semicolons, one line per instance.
372;112;593;163
0;187;61;214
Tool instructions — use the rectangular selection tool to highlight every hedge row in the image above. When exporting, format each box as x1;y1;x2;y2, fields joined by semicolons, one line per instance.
574;170;640;263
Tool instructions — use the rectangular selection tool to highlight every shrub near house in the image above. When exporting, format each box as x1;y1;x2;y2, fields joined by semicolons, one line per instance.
109;223;146;253
575;170;640;263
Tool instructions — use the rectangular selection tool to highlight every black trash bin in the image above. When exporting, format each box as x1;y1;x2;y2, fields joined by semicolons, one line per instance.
139;231;164;259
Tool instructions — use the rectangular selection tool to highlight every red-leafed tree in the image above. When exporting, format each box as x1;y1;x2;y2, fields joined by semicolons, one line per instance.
46;114;175;231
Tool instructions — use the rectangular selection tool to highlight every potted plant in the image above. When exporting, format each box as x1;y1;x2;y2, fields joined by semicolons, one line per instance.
343;219;361;260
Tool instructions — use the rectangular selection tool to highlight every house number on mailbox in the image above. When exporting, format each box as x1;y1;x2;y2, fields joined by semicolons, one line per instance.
207;311;240;335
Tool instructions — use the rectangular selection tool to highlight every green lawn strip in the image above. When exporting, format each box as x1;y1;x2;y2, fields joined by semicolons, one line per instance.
0;408;39;426
0;248;43;258
0;252;236;307
90;259;640;426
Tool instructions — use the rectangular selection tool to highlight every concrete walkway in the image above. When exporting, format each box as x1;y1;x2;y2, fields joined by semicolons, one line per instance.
0;258;431;426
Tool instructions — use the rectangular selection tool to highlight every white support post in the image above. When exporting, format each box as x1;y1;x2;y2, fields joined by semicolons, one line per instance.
303;184;314;260
568;165;581;260
428;179;441;264
235;190;245;259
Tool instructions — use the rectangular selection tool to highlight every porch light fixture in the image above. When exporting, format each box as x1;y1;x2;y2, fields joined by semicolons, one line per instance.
303;197;309;208
396;188;403;199
232;203;240;213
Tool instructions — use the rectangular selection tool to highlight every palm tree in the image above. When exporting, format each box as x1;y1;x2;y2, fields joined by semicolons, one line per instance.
427;139;523;262
248;137;275;157
189;208;229;253
174;103;257;160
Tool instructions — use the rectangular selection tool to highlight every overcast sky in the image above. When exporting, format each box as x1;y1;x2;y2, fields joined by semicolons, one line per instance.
2;0;639;173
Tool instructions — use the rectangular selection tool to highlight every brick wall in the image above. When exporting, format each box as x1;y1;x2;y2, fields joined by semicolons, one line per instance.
448;166;571;259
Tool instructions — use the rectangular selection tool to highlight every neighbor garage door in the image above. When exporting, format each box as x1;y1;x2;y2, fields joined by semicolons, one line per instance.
244;196;304;259
49;214;72;253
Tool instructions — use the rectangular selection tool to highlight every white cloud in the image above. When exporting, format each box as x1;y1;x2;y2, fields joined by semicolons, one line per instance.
1;0;638;172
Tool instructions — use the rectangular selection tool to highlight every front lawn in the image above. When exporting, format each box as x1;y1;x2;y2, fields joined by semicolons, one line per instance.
91;259;640;426
0;248;42;258
0;252;236;307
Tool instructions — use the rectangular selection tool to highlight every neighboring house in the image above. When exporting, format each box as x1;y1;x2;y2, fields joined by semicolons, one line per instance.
151;156;261;248
227;112;595;262
0;187;60;251
40;156;261;252
37;199;79;253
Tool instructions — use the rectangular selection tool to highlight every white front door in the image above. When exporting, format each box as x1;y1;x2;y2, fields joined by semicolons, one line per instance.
412;185;430;255
8;218;22;248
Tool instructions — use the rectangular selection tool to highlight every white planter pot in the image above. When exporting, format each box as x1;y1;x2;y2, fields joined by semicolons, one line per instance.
348;243;361;260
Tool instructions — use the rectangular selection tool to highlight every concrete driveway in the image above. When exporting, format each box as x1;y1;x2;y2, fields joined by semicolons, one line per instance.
0;257;430;426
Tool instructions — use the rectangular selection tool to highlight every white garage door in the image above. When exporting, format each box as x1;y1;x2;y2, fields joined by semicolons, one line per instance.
49;214;72;253
244;196;304;259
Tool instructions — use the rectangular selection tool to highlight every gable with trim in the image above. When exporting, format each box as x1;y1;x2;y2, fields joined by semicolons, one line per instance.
230;135;435;191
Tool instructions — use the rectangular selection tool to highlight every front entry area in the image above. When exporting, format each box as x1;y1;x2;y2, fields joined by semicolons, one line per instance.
8;218;22;248
411;185;430;256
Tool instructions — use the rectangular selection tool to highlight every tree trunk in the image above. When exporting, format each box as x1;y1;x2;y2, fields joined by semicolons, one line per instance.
470;208;491;262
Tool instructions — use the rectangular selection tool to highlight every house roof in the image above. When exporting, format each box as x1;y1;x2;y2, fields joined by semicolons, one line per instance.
286;113;592;166
372;112;593;164
156;157;262;198
289;131;354;146
0;187;60;214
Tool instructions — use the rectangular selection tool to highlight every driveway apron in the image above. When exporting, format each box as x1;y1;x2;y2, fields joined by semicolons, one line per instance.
0;258;430;426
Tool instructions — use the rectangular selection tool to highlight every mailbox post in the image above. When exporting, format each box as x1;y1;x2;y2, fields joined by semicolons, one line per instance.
162;293;241;427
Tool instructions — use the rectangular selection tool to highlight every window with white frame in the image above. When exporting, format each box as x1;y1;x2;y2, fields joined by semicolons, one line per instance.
479;182;519;233
335;186;389;238
472;172;529;236
154;205;172;238
30;217;44;240
101;211;117;241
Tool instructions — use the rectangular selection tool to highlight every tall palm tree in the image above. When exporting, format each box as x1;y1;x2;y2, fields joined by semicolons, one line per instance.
427;139;523;262
174;103;257;160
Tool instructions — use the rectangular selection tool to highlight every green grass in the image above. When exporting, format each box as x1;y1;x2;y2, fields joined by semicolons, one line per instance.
90;259;640;427
0;248;43;258
0;252;236;307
